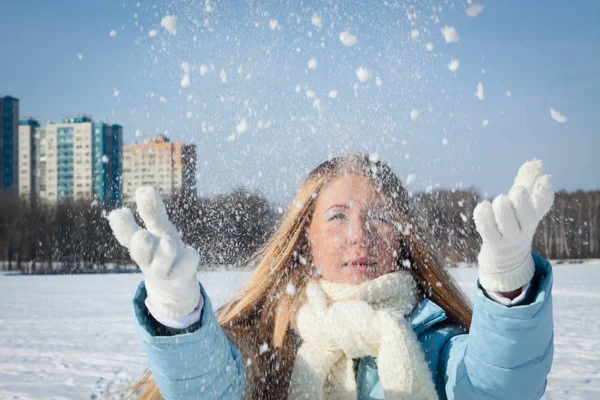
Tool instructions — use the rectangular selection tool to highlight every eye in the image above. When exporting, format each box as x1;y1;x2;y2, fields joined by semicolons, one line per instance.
327;212;347;221
367;210;391;223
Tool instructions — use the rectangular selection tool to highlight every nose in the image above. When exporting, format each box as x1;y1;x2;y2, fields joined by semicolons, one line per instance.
347;218;369;247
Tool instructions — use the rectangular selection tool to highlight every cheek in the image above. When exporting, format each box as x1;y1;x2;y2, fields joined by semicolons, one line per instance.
376;231;400;257
310;228;345;257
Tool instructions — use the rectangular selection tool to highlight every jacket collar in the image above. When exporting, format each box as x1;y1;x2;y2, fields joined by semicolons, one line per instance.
407;299;447;335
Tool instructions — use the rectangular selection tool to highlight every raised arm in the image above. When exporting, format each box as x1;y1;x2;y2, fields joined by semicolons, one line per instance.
440;160;555;399
108;187;245;399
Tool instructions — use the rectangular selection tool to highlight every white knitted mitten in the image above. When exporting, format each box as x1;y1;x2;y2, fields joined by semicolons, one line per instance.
474;160;554;292
107;187;200;318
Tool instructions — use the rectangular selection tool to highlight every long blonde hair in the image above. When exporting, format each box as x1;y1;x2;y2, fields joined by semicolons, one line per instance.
128;154;473;399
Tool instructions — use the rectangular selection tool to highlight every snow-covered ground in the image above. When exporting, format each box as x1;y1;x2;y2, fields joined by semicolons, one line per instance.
1;262;599;399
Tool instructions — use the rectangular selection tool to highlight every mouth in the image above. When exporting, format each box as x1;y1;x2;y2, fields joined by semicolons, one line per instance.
344;259;378;271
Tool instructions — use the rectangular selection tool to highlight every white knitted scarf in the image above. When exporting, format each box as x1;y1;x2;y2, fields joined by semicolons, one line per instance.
288;270;439;400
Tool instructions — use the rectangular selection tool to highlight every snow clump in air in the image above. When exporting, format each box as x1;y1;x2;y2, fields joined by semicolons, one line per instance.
442;138;449;146
356;67;370;82
199;64;208;76
339;31;358;47
550;108;568;123
411;29;419;39
441;26;460;43
269;19;279;30
406;174;416;185
476;82;485;100
410;109;420;121
466;4;485;17
308;58;318;69
109;30;117;37
148;29;159;37
286;282;297;296
259;343;269;355
328;90;338;99
161;15;177;35
448;59;460;72
425;43;434;51
312;13;322;29
180;62;191;88
236;118;248;134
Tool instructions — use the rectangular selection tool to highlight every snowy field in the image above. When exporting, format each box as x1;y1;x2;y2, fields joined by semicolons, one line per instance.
1;262;599;400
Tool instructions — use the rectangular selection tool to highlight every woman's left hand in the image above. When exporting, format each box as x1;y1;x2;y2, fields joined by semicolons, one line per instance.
473;160;554;293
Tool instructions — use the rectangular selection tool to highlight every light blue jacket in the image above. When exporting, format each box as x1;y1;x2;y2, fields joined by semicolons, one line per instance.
132;253;553;399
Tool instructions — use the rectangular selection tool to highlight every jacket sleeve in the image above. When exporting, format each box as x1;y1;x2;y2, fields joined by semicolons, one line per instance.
439;253;554;400
133;281;246;399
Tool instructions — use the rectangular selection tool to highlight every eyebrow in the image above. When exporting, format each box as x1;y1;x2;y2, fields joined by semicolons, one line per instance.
325;204;350;213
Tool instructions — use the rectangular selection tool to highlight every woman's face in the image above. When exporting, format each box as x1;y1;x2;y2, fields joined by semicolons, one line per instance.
307;173;401;284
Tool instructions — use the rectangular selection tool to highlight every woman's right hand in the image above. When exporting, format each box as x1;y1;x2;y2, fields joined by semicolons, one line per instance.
108;186;201;318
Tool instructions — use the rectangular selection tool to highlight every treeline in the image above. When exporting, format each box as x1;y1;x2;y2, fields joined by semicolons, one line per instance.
0;188;276;274
411;189;600;264
0;189;598;274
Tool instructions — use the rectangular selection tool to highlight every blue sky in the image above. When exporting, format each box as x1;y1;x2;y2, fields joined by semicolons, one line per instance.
1;0;599;203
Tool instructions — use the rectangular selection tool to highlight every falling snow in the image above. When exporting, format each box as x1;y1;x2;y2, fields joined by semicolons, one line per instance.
410;109;420;121
286;282;297;296
311;13;322;29
181;62;191;88
448;59;460;72
161;15;177;35
356;67;370;82
466;4;485;17
475;82;485;100
339;31;358;47
550;108;568;123
441;26;460;43
236;118;248;134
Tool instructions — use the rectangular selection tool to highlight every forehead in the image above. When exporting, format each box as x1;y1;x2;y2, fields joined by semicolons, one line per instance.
315;173;385;208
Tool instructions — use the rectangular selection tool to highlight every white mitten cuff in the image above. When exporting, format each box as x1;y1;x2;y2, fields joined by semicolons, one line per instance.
478;250;535;292
145;278;201;318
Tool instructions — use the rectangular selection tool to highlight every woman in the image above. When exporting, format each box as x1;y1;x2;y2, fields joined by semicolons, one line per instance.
108;154;554;400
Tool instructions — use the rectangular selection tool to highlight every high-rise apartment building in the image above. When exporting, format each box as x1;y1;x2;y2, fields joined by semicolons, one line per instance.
1;96;20;194
122;136;196;203
18;116;122;204
18;118;41;199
